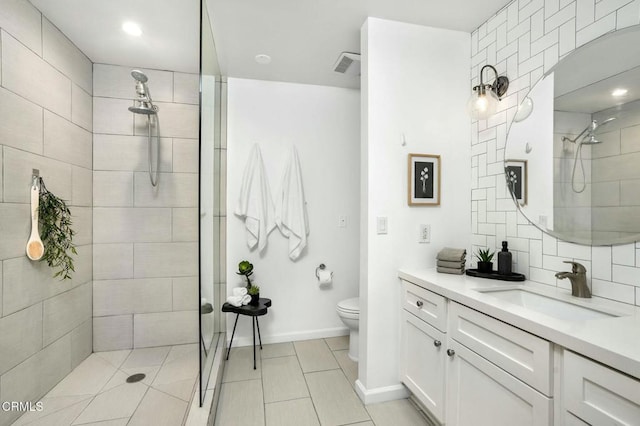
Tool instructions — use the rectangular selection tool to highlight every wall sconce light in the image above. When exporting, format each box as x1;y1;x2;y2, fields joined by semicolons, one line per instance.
466;64;509;120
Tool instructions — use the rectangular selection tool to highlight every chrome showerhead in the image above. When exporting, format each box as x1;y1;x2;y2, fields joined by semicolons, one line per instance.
581;117;616;144
128;69;157;115
131;69;148;83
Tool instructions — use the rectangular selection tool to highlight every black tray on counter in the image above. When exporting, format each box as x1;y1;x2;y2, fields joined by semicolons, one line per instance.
465;269;525;281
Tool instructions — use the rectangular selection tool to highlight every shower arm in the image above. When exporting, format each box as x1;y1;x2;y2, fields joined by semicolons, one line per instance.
561;125;591;144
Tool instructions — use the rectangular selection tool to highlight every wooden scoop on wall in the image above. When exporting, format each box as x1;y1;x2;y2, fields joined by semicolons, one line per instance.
26;184;44;261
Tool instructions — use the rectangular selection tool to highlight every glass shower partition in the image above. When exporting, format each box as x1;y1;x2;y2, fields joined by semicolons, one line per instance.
199;0;225;408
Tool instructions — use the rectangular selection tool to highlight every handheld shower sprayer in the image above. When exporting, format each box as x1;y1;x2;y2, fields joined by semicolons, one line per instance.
127;69;160;186
561;118;616;193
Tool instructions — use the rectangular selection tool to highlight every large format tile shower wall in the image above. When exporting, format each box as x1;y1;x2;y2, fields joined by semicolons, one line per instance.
471;0;640;306
92;64;200;350
0;3;93;426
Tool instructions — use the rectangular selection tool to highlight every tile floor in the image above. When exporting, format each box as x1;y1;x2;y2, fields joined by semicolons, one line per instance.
215;336;432;426
12;343;198;426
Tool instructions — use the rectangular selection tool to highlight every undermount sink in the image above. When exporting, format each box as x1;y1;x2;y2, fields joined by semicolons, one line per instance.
474;286;623;321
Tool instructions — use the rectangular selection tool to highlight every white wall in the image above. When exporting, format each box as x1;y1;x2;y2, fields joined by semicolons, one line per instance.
359;18;471;402
471;0;640;307
226;78;360;345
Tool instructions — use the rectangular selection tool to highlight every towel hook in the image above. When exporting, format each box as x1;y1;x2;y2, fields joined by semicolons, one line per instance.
315;263;326;279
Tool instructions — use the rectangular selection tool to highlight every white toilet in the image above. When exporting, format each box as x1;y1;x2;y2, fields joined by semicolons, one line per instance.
336;297;359;361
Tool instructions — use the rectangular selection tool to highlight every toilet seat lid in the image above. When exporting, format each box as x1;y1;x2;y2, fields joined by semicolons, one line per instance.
337;297;359;313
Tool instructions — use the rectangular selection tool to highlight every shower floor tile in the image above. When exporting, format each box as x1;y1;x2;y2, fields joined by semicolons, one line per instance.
12;343;197;426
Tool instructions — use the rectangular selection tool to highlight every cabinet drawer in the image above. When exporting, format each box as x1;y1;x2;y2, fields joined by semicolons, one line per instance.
446;339;553;426
400;311;446;424
402;280;447;332
564;350;640;425
448;302;553;396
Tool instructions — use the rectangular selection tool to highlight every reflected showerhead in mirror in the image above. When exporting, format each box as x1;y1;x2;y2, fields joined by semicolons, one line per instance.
561;118;616;144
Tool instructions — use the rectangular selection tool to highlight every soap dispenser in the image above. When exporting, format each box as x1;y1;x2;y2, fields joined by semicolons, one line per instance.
498;241;512;275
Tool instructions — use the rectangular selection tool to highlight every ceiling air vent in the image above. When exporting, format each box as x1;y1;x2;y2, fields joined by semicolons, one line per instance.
333;52;361;76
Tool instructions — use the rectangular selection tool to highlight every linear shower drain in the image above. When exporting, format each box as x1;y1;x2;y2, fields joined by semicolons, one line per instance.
126;373;146;383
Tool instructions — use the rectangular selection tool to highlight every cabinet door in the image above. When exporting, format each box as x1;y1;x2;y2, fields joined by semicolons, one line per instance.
446;340;552;426
564;350;640;425
400;310;446;424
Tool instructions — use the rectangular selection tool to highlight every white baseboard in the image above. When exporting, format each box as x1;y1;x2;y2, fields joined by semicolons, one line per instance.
226;326;349;347
355;380;409;405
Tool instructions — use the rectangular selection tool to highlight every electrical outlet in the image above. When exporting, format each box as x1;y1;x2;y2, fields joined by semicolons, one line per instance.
377;217;388;234
419;224;430;243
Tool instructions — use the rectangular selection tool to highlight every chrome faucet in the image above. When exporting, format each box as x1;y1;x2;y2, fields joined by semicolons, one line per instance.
555;261;591;298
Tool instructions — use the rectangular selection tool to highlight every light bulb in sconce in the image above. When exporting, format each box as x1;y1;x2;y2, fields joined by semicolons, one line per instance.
467;64;509;120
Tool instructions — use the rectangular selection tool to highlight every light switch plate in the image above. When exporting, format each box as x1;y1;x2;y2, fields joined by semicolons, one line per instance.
377;217;388;234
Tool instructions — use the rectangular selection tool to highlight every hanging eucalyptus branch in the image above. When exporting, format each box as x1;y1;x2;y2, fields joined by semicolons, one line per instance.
38;177;76;280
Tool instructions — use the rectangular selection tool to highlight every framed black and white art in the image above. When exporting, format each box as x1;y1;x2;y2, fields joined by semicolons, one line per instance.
408;154;440;206
505;159;527;206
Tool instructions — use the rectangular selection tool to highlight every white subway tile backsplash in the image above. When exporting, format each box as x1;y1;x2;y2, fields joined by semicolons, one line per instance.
93;171;134;207
133;242;198;278
575;0;596;30
612;264;640;285
595;0;634;20
612;244;635;266
576;11;616;46
93;243;134;280
0;86;43;155
529;267;557;285
2;30;71;118
43;282;92;346
592;246;613;280
531;9;544;39
546;2;576;31
530;239;543;267
591;279;635;304
93;315;133;351
558;18;576;55
93;207;172;243
93;279;172;316
557;241;592;260
93;134;172;172
44;110;92;169
133;311;198;348
42;18;92;94
616;0;640;28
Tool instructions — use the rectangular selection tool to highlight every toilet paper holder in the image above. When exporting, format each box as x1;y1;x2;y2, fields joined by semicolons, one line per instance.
315;263;327;279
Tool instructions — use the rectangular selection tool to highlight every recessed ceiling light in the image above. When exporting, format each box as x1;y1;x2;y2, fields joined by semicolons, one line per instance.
255;54;271;64
122;21;142;37
612;88;628;97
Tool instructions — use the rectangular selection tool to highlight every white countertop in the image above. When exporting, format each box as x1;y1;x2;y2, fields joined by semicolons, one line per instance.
398;268;640;380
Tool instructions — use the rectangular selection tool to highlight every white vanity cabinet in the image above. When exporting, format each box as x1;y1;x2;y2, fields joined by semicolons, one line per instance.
563;350;640;425
400;280;553;426
400;281;447;423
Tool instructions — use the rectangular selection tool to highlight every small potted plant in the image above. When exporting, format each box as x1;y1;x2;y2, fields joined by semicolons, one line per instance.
475;248;495;273
236;260;254;290
248;285;260;306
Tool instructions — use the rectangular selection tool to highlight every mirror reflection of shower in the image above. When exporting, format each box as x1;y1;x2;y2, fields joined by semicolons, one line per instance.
128;69;160;187
561;118;616;193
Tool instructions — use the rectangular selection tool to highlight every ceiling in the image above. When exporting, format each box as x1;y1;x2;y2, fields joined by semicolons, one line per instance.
31;0;508;88
30;0;201;74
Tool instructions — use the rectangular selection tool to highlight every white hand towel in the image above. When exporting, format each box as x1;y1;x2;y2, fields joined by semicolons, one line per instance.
275;146;309;261
240;294;251;306
234;144;276;252
233;287;248;297
226;295;243;307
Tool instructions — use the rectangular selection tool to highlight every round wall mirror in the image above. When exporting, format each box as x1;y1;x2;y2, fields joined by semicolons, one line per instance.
505;24;640;246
